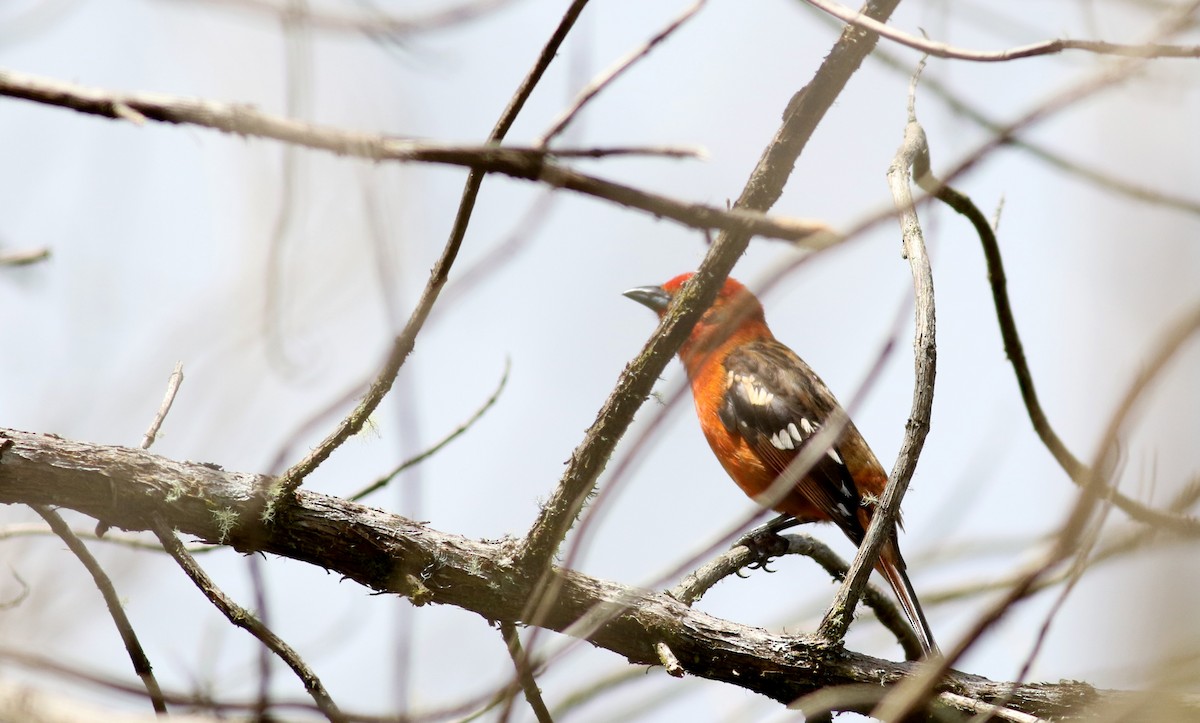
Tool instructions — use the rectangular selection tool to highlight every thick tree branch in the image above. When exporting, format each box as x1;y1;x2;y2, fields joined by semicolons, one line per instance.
0;427;1185;720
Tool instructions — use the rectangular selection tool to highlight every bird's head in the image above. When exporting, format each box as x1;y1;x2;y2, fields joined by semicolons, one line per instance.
623;272;769;361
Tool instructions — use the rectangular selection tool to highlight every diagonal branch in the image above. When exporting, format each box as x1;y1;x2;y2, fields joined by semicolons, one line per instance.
32;505;167;715
517;0;902;594
149;514;343;722
272;0;591;494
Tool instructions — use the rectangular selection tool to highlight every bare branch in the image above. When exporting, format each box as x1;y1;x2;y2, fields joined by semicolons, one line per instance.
818;86;937;648
833;14;1200;218
499;622;554;723
0;247;50;266
872;299;1200;721
148;515;343;722
1;426;1188;719
670;533;925;660
802;0;1200;61
31;505;167;715
271;0;589;495
349;358;509;502
920;136;1200;536
140;362;184;451
0;69;838;248
537;0;707;146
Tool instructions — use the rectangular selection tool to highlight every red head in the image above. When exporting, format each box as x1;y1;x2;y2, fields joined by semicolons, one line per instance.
624;273;770;372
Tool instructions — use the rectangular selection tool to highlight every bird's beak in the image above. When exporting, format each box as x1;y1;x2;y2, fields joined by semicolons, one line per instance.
623;285;672;314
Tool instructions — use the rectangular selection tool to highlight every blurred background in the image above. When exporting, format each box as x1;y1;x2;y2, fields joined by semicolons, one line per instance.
2;0;1199;720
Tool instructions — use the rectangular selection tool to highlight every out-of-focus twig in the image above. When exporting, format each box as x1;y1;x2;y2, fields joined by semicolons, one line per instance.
0;247;50;266
499;622;554;723
537;0;707;146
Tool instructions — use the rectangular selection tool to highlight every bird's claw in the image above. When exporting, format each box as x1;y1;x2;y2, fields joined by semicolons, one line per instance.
733;527;790;575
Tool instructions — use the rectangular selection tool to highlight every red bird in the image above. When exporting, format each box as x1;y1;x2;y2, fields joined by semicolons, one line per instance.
625;272;937;656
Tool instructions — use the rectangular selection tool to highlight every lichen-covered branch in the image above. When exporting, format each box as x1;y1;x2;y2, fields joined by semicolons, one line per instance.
0;427;1184;720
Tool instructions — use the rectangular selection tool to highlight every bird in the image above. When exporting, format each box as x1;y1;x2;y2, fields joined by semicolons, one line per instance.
624;272;938;656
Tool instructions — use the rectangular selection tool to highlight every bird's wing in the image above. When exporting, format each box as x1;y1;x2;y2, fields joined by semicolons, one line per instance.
718;339;868;543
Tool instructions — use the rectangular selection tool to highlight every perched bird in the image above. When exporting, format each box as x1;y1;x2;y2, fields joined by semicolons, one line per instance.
625;272;938;656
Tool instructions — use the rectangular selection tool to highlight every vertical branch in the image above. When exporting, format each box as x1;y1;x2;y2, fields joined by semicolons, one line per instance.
818;86;936;645
32;505;167;715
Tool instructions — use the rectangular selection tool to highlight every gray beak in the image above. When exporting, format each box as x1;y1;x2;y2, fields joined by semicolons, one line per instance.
623;285;671;313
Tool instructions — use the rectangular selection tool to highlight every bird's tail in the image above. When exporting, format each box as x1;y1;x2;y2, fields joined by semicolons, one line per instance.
876;539;939;658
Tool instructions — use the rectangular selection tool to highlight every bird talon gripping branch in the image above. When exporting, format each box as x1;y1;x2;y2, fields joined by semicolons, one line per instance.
626;273;939;657
733;524;790;572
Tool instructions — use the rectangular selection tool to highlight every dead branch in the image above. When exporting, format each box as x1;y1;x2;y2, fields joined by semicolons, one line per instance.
803;0;1200;61
0;426;1189;720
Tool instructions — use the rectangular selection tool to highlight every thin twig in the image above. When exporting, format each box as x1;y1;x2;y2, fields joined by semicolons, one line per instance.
537;0;707;146
188;0;514;36
818;60;936;648
0;247;50;266
829;11;1200;217
919;132;1200;536
500;622;554;723
32;505;167;715
669;533;925;660
873;299;1200;721
802;0;1200;61
270;0;590;495
140;362;184;450
941;691;1047;723
350;358;509;501
0;523;217;553
149;515;343;722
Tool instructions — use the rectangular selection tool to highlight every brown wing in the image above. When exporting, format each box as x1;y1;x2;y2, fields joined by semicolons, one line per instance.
718;339;868;544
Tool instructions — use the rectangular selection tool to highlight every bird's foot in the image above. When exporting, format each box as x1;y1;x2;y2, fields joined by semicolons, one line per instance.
732;525;791;575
